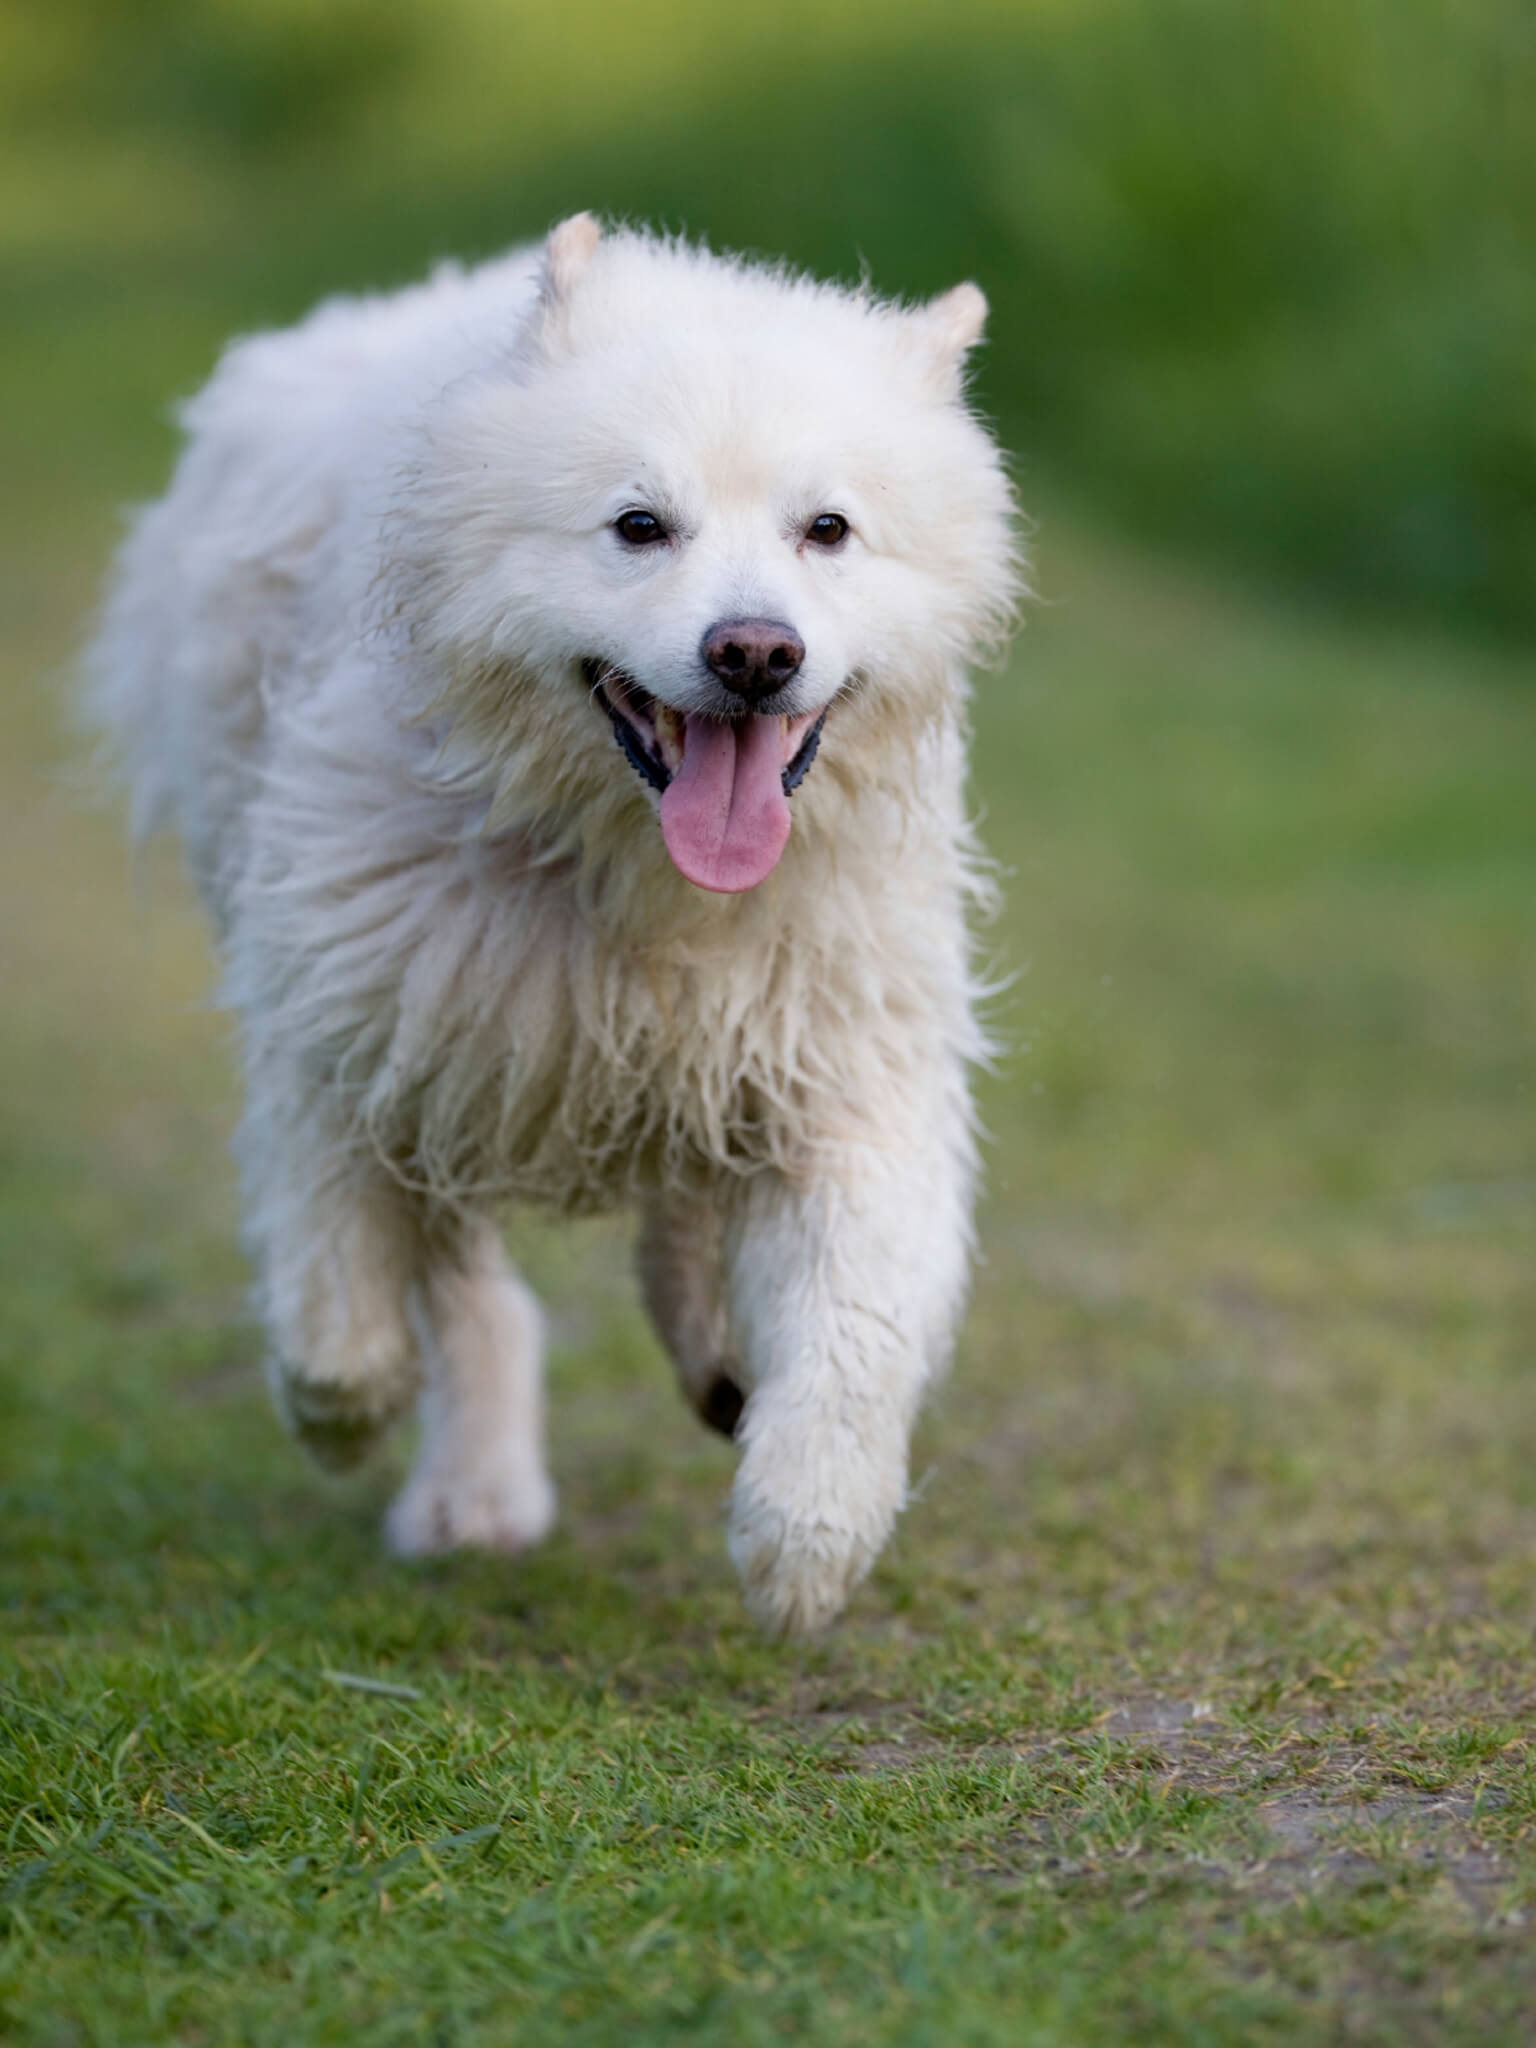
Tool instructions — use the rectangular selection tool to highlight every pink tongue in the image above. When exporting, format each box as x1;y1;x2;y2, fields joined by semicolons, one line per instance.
659;715;792;893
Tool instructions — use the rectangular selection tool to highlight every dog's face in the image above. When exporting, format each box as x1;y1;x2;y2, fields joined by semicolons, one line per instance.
396;217;1019;892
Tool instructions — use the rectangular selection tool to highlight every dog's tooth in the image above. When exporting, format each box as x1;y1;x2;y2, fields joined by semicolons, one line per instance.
656;705;685;772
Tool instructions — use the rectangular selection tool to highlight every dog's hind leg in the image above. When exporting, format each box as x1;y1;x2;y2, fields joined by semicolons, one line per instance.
253;1152;428;1474
385;1219;556;1558
637;1189;746;1439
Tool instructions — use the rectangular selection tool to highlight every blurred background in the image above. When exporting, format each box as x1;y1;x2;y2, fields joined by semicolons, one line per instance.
2;0;1534;1598
3;0;1533;631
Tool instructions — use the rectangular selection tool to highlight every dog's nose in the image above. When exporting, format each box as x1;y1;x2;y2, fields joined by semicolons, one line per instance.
701;618;805;704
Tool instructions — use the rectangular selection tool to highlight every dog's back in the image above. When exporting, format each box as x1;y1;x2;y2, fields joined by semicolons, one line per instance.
86;247;542;920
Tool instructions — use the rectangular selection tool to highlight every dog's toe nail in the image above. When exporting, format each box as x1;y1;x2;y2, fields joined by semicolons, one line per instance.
700;1373;744;1439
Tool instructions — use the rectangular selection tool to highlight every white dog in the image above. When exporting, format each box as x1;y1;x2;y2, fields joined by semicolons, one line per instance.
89;215;1020;1635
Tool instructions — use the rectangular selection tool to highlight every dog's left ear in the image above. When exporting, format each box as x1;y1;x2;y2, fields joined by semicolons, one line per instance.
911;281;988;389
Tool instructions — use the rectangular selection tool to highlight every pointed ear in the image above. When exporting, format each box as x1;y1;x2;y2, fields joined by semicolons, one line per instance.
542;211;602;301
912;280;988;386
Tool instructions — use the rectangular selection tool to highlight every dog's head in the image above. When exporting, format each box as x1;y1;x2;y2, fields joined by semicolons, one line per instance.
391;214;1021;894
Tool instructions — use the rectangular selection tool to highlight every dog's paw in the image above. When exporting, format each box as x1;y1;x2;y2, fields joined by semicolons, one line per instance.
729;1512;880;1638
385;1461;556;1559
266;1348;417;1473
728;1430;904;1638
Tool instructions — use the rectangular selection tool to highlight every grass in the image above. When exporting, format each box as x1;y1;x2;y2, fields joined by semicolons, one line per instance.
4;478;1536;2039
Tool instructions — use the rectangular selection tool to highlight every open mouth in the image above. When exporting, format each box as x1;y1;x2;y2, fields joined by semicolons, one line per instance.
582;659;827;895
583;660;825;798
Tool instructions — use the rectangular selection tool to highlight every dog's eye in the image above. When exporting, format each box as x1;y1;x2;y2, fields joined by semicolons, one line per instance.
805;512;849;549
614;509;667;547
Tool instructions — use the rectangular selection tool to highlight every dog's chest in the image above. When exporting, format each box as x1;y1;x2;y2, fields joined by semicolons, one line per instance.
397;897;830;1210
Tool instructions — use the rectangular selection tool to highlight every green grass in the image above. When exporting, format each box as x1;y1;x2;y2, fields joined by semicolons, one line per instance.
4;496;1536;2040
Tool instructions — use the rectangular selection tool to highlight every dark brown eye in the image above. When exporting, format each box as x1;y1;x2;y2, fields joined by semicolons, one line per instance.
615;509;666;546
805;512;849;548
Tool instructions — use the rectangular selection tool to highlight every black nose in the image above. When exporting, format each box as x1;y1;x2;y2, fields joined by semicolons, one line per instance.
701;618;805;704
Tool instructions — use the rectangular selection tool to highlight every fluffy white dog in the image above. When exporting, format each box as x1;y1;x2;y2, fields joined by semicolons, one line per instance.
89;215;1020;1635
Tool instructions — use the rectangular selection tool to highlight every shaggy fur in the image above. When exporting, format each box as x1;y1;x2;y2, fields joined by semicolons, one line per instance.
88;215;1021;1635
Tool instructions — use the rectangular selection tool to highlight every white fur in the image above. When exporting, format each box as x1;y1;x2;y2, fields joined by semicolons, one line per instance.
87;217;1021;1636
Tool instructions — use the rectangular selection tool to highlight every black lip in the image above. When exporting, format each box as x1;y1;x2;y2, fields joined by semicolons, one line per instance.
781;711;825;793
584;659;827;799
602;685;670;791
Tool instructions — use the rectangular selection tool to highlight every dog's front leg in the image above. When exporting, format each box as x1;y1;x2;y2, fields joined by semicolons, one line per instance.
385;1218;556;1560
724;1113;974;1637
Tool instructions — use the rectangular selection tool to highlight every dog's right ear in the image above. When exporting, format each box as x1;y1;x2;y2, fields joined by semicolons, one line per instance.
541;212;602;303
525;213;602;356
